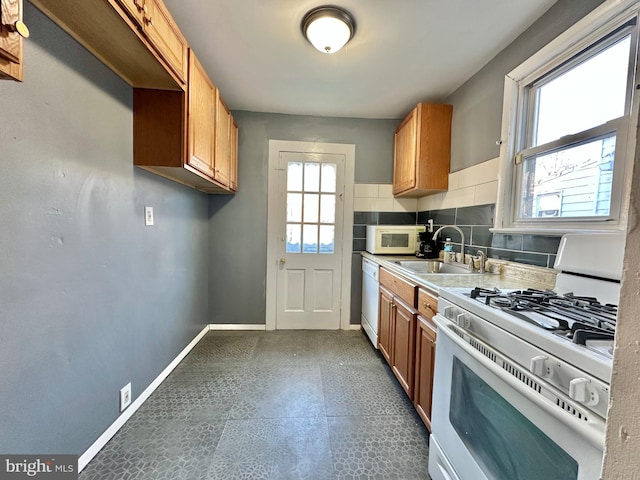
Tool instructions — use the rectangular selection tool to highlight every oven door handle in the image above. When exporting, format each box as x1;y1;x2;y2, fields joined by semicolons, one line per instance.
434;314;605;450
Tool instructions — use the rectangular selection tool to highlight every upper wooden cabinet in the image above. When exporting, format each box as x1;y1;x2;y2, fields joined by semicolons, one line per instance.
187;52;216;178
30;0;185;89
0;0;26;81
214;93;232;188
393;103;453;197
133;50;237;194
229;119;239;192
135;0;187;84
118;0;145;25
31;0;237;193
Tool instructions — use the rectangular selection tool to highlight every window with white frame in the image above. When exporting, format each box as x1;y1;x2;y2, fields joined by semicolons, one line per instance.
496;1;640;232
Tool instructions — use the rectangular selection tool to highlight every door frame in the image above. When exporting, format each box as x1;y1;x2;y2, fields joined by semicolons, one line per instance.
266;140;355;330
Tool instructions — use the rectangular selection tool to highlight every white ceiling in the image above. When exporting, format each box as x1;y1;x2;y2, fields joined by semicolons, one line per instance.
163;0;557;119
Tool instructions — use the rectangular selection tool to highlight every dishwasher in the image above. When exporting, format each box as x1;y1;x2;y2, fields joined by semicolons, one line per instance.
361;257;380;348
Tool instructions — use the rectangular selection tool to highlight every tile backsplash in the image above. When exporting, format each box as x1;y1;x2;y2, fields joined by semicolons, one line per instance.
353;192;562;268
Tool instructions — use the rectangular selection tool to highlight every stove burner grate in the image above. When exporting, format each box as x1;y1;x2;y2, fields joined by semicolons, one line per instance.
468;287;617;346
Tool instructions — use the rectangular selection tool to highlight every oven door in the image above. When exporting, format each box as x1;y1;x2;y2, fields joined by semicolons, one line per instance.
429;314;605;480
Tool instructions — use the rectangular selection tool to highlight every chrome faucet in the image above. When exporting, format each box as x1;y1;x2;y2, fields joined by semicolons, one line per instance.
476;250;486;273
432;225;465;264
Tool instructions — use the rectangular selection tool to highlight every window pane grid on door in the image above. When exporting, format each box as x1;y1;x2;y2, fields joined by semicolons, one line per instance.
287;160;337;254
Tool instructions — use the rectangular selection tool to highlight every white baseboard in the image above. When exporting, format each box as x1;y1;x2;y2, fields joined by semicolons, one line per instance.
350;324;362;331
209;324;267;331
78;325;211;472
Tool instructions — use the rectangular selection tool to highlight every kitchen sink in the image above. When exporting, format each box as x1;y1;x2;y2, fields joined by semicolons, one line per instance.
393;259;479;275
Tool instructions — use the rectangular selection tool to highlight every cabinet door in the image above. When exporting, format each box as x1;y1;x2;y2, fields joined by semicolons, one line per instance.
214;92;231;187
392;107;417;195
142;0;187;83
0;0;24;81
392;297;417;397
414;315;437;431
117;0;145;25
378;286;394;364
187;52;215;178
229;118;238;191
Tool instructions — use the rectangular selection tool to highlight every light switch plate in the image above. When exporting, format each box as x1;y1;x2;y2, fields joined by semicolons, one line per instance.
120;383;132;411
145;206;154;226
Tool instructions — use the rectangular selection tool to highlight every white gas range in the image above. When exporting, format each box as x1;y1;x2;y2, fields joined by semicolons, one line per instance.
429;233;624;480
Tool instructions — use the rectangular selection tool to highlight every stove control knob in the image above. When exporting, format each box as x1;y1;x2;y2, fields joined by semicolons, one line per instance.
569;378;589;403
456;313;470;328
529;355;548;377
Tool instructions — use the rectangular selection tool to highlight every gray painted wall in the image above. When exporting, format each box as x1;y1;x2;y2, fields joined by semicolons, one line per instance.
209;112;399;325
0;4;209;454
447;0;605;171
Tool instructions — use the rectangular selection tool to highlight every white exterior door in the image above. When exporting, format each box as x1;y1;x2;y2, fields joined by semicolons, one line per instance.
266;141;355;330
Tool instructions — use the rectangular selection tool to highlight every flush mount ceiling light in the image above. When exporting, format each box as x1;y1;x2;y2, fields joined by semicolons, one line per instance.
301;6;356;54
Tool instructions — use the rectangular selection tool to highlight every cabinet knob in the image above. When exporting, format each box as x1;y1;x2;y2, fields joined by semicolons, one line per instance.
4;20;29;38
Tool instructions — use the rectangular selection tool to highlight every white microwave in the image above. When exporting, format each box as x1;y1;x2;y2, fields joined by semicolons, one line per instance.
365;225;425;255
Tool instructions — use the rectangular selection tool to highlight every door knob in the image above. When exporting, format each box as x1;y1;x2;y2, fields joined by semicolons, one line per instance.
279;258;286;265
4;20;29;38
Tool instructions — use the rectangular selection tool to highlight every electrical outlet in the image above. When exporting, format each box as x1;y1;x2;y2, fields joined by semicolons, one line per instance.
427;219;434;233
120;383;132;412
145;206;154;226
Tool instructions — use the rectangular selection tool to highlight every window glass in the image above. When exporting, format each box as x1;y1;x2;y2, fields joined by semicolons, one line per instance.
287;193;302;222
532;36;631;146
321;163;337;192
303;193;319;223
319;225;335;253
287;162;303;191
519;134;616;219
320;194;336;223
302;224;318;253
304;162;320;192
285;160;338;254
286;224;301;253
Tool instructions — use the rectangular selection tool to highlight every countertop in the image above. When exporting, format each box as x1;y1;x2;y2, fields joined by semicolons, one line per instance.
361;252;557;293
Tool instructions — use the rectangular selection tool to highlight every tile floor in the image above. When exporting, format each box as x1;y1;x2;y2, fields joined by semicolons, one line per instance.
79;330;431;479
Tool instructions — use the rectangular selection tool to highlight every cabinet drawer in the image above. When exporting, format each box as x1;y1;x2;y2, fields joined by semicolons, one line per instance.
418;288;438;321
380;268;417;307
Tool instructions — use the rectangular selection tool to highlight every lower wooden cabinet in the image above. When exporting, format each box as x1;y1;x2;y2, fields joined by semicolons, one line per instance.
391;296;417;397
378;269;418;398
414;314;437;431
378;268;438;431
378;286;394;364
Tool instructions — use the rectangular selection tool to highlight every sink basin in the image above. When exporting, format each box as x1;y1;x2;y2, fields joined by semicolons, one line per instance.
394;260;477;275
